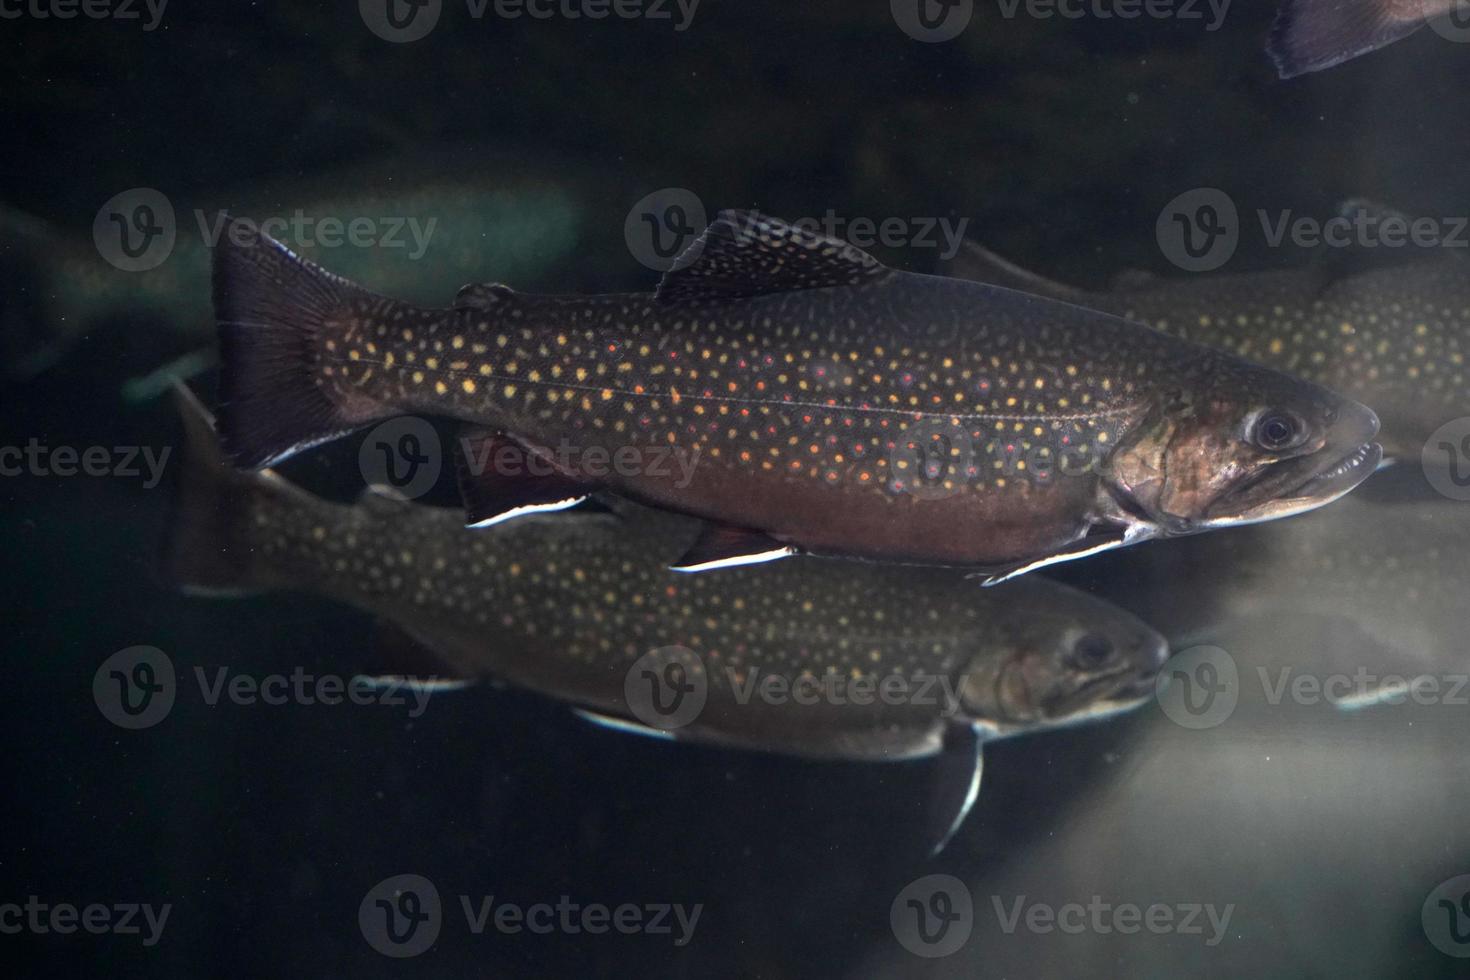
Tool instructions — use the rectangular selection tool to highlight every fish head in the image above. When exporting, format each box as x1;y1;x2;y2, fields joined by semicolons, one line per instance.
1104;361;1381;535
958;582;1168;736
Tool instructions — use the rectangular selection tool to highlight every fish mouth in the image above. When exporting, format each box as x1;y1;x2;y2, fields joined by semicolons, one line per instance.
1202;440;1382;528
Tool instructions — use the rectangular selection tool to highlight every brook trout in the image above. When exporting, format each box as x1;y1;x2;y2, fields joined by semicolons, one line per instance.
213;211;1380;580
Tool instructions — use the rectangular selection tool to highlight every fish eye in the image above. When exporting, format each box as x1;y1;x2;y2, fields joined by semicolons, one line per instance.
1252;410;1304;453
1068;633;1114;670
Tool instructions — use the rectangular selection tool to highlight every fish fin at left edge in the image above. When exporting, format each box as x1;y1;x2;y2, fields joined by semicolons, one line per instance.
657;210;890;304
454;426;596;527
928;723;986;857
669;522;796;572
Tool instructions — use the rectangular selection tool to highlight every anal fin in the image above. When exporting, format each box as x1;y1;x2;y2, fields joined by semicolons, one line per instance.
454;427;594;528
669;523;795;572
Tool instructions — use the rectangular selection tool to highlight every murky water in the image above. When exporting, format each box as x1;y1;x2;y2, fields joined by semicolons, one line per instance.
5;3;1470;976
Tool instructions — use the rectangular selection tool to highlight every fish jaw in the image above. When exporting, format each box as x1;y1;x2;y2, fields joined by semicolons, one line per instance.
1199;439;1382;529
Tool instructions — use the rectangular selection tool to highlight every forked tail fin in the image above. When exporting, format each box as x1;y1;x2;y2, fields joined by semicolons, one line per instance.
213;219;391;468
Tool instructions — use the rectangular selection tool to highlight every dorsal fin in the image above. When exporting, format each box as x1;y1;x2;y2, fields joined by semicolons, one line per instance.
656;210;889;304
941;241;1093;304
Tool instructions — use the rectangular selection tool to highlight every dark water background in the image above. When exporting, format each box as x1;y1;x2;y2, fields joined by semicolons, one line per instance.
4;2;1470;977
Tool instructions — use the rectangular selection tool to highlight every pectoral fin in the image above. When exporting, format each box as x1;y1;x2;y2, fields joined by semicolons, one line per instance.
970;525;1140;586
927;723;987;857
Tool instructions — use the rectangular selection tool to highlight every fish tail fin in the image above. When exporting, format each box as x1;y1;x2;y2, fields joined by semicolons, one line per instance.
1268;0;1425;78
213;218;394;468
163;382;286;596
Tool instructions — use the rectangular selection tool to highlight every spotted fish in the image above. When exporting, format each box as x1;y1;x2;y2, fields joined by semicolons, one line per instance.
167;387;1167;843
214;211;1380;581
944;206;1456;463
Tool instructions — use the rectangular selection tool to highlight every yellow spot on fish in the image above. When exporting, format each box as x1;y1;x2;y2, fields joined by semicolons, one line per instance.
462;379;477;394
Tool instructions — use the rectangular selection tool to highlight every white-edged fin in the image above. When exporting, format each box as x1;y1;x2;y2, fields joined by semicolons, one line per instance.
454;426;597;528
352;674;477;694
572;709;677;741
929;725;986;857
670;522;796;573
670;546;795;573
1333;675;1436;712
973;528;1138;587
467;495;588;528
